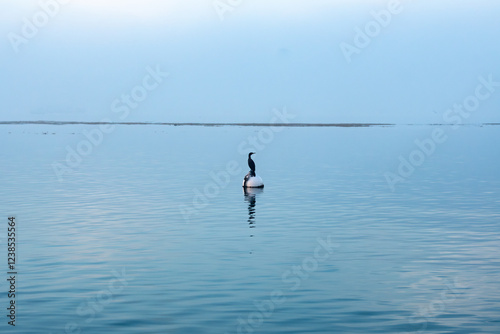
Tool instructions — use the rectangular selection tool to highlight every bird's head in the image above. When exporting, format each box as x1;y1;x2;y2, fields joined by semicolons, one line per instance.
249;152;256;157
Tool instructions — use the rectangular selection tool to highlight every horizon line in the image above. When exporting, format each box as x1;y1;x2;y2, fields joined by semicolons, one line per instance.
0;121;499;127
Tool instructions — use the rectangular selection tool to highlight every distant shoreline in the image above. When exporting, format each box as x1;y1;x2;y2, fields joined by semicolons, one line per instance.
0;121;498;127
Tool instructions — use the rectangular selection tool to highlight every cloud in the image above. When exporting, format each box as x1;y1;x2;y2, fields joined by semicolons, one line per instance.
1;0;389;28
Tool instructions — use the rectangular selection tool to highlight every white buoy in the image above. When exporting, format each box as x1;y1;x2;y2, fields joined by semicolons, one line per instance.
242;174;264;188
243;152;264;188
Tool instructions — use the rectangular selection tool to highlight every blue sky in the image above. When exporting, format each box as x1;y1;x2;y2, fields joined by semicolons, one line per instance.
1;0;499;123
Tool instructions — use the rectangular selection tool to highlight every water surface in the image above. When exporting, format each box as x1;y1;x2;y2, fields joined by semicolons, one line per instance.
0;124;499;333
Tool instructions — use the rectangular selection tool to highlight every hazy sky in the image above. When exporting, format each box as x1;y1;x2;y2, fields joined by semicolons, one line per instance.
1;0;499;123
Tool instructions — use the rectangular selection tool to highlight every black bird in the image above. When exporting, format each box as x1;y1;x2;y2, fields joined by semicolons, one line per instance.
248;152;256;177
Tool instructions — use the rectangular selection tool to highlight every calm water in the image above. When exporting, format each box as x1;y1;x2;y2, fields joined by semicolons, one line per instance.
1;124;499;333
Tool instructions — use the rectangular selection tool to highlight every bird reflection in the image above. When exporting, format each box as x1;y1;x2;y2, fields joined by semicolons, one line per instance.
243;187;264;237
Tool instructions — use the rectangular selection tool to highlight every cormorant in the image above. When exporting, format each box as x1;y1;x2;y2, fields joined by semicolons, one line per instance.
243;152;264;188
248;152;256;177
